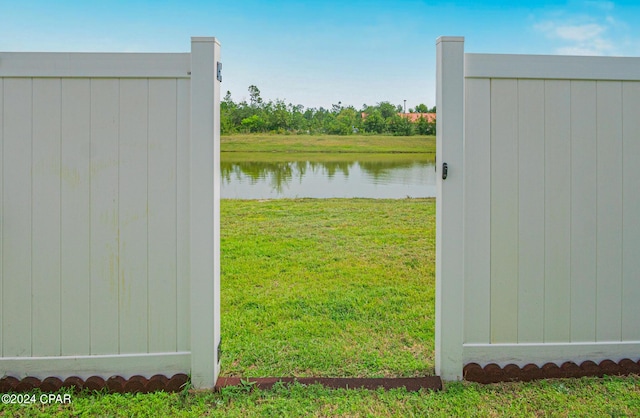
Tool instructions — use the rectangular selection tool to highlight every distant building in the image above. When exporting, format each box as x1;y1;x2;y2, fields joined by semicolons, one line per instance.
398;112;436;123
360;112;436;122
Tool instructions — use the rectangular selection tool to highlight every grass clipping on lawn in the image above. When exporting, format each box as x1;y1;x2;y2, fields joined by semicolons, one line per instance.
220;198;435;378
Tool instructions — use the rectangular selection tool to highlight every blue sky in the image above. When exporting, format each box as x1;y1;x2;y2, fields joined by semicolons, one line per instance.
2;1;639;110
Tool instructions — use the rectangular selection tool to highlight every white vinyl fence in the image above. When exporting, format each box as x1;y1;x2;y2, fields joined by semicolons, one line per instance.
436;37;640;380
0;37;221;389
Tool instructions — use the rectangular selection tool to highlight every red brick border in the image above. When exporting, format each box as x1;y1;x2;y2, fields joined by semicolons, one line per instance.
7;359;634;393
0;373;189;393
464;358;640;384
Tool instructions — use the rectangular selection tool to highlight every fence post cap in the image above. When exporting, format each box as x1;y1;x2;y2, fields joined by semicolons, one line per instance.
436;36;464;44
191;37;220;45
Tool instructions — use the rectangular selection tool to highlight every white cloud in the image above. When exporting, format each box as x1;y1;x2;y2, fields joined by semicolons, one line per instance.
529;0;640;56
531;1;640;56
554;23;605;42
534;18;617;56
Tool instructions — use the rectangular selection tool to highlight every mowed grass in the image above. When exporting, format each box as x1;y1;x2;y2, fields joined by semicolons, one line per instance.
221;134;435;154
221;151;434;164
220;198;435;378
4;377;640;417
3;198;640;417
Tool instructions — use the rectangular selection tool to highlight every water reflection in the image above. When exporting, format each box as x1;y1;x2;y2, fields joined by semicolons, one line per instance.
221;153;435;199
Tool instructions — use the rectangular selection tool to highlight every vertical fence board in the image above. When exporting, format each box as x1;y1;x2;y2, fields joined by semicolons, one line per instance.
60;79;91;355
463;77;491;344
517;79;545;343
435;37;465;380
570;81;597;342
595;81;623;342
148;79;178;352
212;51;222;390
90;79;120;354
0;78;3;356
31;79;62;356
2;78;32;356
176;79;190;352
622;82;640;340
118;79;149;353
490;79;519;343
190;37;221;388
190;38;217;386
543;80;571;342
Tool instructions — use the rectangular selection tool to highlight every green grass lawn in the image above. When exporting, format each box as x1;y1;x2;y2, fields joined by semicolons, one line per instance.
220;198;435;378
3;377;639;417
221;134;435;154
3;198;640;417
221;151;434;164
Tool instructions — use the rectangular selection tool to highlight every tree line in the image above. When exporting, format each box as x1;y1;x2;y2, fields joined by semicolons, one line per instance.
221;85;436;136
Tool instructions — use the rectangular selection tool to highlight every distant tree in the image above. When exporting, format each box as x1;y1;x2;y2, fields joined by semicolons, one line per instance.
414;103;431;113
303;108;318;133
223;90;234;106
267;100;289;131
241;114;267;133
378;102;398;119
219;84;429;135
416;115;436;135
331;101;343;114
221;90;237;134
363;111;386;134
231;100;255;127
248;85;263;107
288;103;307;133
388;114;414;136
328;107;357;135
221;113;235;134
302;107;328;134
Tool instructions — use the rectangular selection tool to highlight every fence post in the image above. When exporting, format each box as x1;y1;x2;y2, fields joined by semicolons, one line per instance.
190;36;221;389
435;36;465;380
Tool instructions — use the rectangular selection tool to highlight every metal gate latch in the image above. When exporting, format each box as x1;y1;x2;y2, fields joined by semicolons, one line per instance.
442;163;448;180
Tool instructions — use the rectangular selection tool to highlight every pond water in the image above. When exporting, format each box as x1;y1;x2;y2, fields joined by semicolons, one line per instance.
221;153;436;199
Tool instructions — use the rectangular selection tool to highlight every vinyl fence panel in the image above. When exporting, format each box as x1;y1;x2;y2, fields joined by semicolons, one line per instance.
0;38;221;389
437;37;640;380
